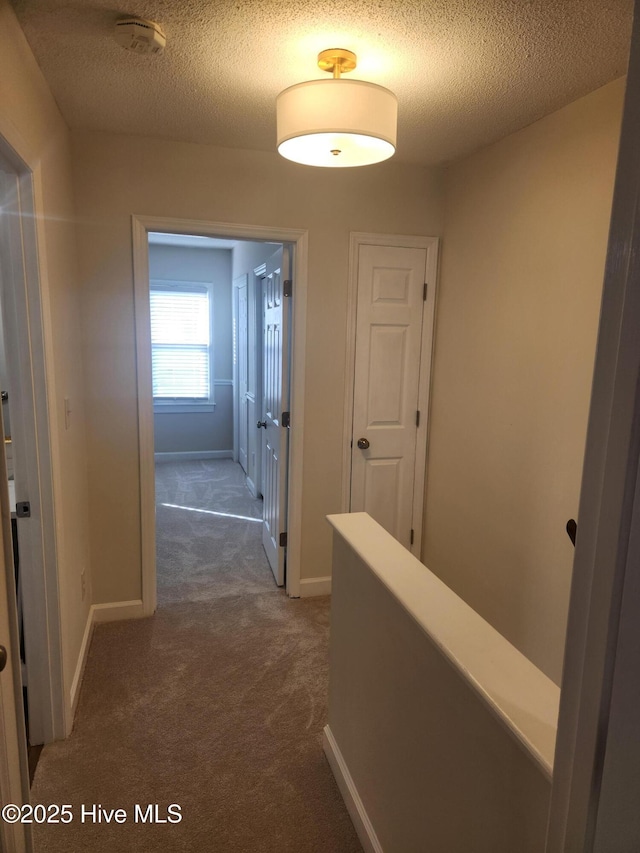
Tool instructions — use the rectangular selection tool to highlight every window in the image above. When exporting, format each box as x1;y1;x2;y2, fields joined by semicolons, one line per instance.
150;281;214;410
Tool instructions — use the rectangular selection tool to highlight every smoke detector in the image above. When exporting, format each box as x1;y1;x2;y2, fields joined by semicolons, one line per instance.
114;17;166;55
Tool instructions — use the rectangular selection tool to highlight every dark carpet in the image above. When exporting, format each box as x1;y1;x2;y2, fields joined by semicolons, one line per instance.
31;460;362;852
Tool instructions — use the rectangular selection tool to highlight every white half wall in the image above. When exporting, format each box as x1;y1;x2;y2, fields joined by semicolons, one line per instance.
327;513;553;852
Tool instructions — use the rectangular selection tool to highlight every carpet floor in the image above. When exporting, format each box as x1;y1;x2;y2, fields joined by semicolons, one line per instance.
31;460;362;852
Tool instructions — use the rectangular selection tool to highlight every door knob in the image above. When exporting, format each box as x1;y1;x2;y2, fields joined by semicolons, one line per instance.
357;437;370;449
0;645;7;673
257;420;267;429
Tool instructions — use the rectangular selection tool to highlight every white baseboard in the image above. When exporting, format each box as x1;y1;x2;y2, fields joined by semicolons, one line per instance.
323;726;383;853
68;599;145;725
154;450;233;463
92;599;146;623
69;606;94;719
299;576;332;597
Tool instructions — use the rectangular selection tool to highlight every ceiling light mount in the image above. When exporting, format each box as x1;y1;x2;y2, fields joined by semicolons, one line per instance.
317;48;357;78
276;48;397;168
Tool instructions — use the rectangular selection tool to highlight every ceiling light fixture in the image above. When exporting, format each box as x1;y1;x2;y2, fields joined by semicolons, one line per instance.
276;49;397;168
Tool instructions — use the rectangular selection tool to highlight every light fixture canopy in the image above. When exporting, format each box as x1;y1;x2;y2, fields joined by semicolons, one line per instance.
277;49;397;168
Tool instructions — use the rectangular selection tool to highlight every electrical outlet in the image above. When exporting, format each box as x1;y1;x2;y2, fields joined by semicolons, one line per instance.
80;567;86;601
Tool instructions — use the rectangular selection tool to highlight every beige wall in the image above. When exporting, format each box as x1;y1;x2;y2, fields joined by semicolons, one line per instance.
424;79;625;683
0;0;92;721
71;131;443;603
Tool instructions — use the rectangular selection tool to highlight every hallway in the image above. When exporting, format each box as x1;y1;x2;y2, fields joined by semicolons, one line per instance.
30;461;361;852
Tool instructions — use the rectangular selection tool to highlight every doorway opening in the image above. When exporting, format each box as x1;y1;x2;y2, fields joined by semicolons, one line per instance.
133;216;308;613
146;232;289;602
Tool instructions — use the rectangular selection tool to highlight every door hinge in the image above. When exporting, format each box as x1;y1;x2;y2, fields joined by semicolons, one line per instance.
410;528;415;546
423;282;428;301
283;279;293;297
281;411;290;428
16;501;31;518
416;410;420;428
279;532;288;548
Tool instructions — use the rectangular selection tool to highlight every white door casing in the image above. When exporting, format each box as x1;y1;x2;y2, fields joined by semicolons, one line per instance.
546;5;640;848
245;264;265;498
261;247;289;586
345;234;439;556
133;216;307;601
0;147;64;743
235;266;264;498
237;281;249;474
0;402;30;853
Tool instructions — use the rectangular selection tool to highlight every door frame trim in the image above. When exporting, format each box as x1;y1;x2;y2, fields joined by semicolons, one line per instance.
0;125;66;747
250;262;267;500
232;273;248;467
342;232;440;558
545;7;640;846
132;215;308;605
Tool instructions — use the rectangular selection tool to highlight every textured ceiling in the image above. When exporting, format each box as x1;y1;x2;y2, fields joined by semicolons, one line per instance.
11;0;633;166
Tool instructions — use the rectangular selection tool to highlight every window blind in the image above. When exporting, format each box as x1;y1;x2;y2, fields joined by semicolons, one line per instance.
150;288;211;399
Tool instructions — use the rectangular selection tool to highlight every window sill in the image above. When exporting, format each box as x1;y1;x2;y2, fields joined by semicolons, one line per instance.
154;403;215;414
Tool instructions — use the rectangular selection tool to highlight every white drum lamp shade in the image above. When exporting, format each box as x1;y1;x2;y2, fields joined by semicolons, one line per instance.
276;52;397;168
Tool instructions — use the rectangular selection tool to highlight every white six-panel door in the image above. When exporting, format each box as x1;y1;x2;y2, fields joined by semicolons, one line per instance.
350;244;430;549
261;248;289;585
